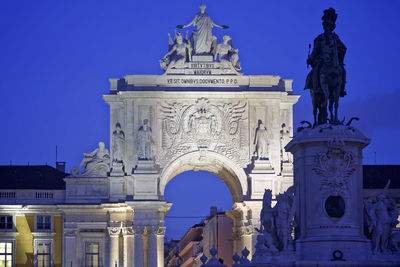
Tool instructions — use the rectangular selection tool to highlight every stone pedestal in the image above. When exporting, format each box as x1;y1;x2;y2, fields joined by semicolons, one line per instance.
110;162;125;176
286;125;371;265
109;177;125;201
248;159;276;199
132;160;159;200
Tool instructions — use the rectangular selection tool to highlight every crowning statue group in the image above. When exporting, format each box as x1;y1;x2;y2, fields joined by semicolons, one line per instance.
160;4;241;73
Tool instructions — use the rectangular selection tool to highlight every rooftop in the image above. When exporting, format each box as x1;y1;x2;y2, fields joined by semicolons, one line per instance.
0;165;66;190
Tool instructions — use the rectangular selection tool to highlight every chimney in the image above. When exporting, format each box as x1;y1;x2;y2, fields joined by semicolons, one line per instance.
56;162;66;173
210;206;217;217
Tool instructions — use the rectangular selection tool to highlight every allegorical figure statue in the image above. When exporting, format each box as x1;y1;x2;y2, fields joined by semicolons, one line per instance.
280;123;292;163
364;180;399;254
71;141;110;177
137;119;154;160
177;4;228;55
160;31;192;71
305;8;347;125
254;121;269;159
214;35;241;72
112;122;125;163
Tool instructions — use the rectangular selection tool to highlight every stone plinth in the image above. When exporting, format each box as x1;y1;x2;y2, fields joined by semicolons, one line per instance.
64;177;109;203
132;160;159;200
192;54;214;62
286;124;371;265
248;159;276;199
110;162;124;177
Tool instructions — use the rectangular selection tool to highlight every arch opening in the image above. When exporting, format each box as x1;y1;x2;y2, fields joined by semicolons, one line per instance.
159;151;248;203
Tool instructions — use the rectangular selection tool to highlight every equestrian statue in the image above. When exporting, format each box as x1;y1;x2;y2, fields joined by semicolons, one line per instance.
305;8;347;125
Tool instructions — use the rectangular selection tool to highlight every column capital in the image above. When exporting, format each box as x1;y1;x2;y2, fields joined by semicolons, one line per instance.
147;225;166;235
122;227;135;236
133;225;146;235
64;229;78;237
107;227;121;236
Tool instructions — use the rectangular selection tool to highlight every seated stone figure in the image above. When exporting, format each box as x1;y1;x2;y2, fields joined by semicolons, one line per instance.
71;141;110;177
160;31;192;71
214;35;241;72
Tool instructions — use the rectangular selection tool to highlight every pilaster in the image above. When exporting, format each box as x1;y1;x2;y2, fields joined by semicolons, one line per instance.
108;226;121;266
122;227;135;267
63;229;78;267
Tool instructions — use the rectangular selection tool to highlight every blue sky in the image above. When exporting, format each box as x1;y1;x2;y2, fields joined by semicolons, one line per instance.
1;0;399;239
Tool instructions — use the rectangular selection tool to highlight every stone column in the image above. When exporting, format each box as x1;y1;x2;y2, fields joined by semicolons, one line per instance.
147;226;157;267
122;227;135;267
128;201;172;267
108;227;120;266
134;226;145;267
147;226;166;267
156;228;166;267
286;125;371;263
226;202;255;258
63;229;77;267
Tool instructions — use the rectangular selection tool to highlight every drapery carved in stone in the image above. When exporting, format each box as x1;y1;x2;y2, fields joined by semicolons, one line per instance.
157;97;249;167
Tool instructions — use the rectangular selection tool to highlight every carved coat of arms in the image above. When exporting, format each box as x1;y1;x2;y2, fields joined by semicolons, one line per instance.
157;98;249;167
312;139;356;196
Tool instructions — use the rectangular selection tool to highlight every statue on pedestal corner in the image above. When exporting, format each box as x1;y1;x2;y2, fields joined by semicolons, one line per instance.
177;4;228;55
305;8;347;125
364;180;399;254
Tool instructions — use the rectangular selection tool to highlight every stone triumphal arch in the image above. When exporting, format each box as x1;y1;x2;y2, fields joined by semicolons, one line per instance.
63;8;299;266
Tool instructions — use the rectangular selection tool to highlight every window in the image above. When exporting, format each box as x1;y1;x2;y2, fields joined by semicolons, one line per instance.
0;217;12;230
0;242;13;267
85;242;99;267
37;216;51;230
36;241;51;267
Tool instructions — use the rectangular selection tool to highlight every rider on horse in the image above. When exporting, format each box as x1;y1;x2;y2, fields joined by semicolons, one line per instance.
305;8;347;124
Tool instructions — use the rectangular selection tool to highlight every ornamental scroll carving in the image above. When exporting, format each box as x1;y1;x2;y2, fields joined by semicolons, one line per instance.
312;139;356;196
157;98;249;167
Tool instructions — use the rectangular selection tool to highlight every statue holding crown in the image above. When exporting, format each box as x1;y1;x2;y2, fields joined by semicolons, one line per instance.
305;8;347;125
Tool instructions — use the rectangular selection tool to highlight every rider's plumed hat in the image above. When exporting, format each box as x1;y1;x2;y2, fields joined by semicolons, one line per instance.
322;8;338;24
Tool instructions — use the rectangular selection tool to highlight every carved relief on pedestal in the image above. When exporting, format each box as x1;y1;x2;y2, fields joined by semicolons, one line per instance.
312;139;356;197
312;138;356;219
157;97;249;167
